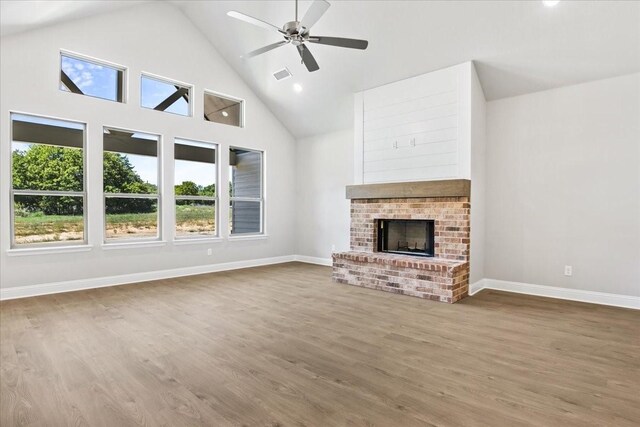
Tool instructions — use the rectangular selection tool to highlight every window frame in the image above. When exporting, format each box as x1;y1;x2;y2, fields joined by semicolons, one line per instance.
9;111;89;249
229;146;264;236
102;125;163;244
140;72;193;117
173;137;220;240
59;50;127;103
203;89;245;128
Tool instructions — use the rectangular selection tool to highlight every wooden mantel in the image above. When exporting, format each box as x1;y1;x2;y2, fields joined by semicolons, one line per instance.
346;179;470;200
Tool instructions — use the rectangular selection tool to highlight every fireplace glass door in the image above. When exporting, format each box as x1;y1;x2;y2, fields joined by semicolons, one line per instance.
377;219;435;257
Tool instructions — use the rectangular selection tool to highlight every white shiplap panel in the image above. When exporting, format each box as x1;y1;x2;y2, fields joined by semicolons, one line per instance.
363;164;458;183
364;152;458;173
364;91;457;122
364;128;458;152
364;103;457;132
360;64;463;184
363;67;457;111
364;139;457;162
363;115;457;142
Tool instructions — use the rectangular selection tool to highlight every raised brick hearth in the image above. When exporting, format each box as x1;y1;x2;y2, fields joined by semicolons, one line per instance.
333;252;469;303
332;181;471;303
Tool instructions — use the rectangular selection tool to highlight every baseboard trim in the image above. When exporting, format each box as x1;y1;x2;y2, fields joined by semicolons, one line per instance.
293;255;333;266
6;261;635;310
470;278;639;310
0;255;296;301
469;279;486;296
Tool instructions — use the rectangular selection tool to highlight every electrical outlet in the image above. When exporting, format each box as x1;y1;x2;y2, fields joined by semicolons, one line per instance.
564;265;572;276
207;248;212;256
331;245;336;252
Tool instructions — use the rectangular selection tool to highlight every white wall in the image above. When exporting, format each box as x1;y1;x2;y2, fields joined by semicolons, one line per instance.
295;129;353;261
469;64;486;284
485;73;640;297
0;3;297;289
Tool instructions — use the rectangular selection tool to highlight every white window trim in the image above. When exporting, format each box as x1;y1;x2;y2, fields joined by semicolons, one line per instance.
173;237;224;246
227;234;269;241
101;241;168;250
7;245;94;257
9;111;89;250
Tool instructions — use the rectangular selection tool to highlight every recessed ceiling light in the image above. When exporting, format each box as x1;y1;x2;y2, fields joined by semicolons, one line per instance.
293;83;303;93
222;111;229;117
543;0;560;7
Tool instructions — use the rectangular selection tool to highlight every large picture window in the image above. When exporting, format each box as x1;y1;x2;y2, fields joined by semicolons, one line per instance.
174;139;218;238
229;147;263;235
10;113;86;247
103;127;160;242
60;52;125;102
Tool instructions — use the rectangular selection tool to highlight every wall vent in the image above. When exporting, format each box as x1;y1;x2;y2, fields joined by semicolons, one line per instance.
273;68;292;81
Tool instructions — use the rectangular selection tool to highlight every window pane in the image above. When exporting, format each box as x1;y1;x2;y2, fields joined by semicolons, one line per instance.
229;148;262;198
204;92;242;127
60;54;123;102
176;199;216;237
175;160;216;196
141;75;190;116
12;114;85;191
230;200;261;234
12;143;84;192
13;195;84;245
175;139;216;197
105;197;158;240
104;128;158;193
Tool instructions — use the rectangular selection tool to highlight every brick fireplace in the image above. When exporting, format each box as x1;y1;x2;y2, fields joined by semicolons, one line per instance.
332;180;471;303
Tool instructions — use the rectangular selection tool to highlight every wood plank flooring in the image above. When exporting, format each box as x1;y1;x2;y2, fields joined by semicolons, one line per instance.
1;262;639;426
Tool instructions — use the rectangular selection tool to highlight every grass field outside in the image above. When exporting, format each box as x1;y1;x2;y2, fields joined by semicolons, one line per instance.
14;205;215;244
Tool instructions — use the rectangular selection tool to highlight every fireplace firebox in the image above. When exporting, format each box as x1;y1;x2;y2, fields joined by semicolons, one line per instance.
377;219;435;257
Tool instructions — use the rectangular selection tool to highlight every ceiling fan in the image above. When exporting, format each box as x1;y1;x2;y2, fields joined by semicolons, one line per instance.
227;0;368;72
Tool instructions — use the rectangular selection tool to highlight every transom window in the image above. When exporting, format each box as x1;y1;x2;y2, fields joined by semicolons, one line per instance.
10;113;87;247
141;74;191;116
103;127;160;242
204;91;243;127
174;139;218;238
229;147;263;235
60;52;125;102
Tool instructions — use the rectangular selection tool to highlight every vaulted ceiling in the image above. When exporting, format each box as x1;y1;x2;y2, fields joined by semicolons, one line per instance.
2;0;639;138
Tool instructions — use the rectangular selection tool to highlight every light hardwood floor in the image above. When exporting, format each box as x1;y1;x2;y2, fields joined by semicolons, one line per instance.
1;262;639;426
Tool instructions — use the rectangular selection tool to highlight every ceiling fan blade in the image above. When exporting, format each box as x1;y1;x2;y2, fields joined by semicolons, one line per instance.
244;41;288;58
308;36;368;50
227;10;283;33
297;44;320;72
300;0;330;30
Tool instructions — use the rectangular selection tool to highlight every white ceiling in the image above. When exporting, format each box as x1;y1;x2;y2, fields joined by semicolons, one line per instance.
2;1;639;138
0;1;149;37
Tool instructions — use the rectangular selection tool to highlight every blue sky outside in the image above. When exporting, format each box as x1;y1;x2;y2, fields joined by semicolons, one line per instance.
140;75;189;116
61;55;118;101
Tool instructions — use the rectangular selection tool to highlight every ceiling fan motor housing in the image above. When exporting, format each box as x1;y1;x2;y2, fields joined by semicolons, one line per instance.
283;21;308;45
